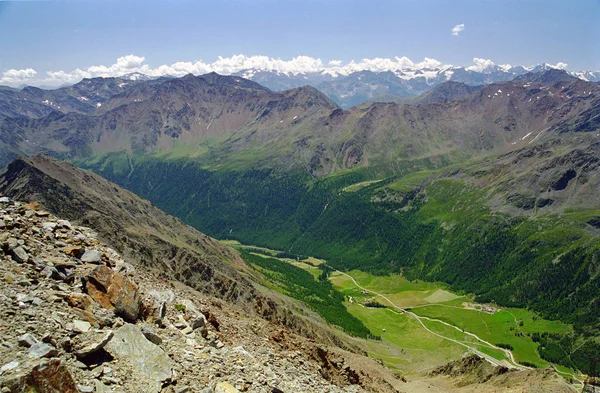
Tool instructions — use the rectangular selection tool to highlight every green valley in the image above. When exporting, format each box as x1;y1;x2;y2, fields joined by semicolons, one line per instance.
228;243;583;382
75;142;600;379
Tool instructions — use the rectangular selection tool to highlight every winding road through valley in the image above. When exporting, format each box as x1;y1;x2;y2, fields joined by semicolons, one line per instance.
334;270;528;370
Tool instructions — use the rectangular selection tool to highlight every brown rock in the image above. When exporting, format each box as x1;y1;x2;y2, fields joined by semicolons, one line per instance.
24;202;41;211
63;245;84;258
66;293;95;312
2;358;78;393
84;266;140;322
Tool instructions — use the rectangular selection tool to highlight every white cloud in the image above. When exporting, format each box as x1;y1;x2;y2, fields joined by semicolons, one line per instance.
0;54;581;87
549;61;568;70
2;54;451;86
0;68;37;85
451;23;465;36
416;57;442;69
467;58;496;72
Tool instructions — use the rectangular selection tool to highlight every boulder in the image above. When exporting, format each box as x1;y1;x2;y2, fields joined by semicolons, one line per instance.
80;250;102;264
28;343;58;359
140;324;163;345
215;381;241;393
141;289;175;323
1;359;78;393
84;266;140;322
11;246;29;263
63;245;84;258
18;333;39;348
72;330;114;359
105;324;173;393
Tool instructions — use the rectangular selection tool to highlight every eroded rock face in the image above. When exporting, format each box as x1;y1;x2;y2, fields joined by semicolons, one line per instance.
84;265;141;322
104;324;174;393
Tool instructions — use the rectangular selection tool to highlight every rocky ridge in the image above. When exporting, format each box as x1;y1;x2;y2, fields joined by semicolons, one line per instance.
0;154;371;351
0;196;404;393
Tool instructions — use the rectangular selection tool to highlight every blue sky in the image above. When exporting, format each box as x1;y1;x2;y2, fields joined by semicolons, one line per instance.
0;0;598;85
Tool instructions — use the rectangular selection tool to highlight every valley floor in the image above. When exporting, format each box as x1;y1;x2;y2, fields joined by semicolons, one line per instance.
228;241;583;388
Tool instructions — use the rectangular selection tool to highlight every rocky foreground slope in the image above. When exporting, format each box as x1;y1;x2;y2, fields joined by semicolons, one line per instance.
0;197;401;393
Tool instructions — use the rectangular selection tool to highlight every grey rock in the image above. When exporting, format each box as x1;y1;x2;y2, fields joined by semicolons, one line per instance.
105;324;173;393
140;324;162;345
0;196;10;203
73;330;114;358
28;342;58;358
18;333;39;347
0;361;19;373
11;246;29;263
42;222;57;231
80;249;102;263
191;313;208;333
42;266;60;279
56;219;72;229
77;385;95;393
16;293;34;303
70;320;92;334
176;387;190;393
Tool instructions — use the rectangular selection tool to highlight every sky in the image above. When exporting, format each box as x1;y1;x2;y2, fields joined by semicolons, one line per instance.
0;0;598;86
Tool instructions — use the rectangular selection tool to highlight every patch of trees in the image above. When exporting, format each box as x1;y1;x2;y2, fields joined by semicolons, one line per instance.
239;250;379;340
364;300;387;308
533;332;600;377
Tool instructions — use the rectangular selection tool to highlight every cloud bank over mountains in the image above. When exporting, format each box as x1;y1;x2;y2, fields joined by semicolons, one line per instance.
0;54;574;87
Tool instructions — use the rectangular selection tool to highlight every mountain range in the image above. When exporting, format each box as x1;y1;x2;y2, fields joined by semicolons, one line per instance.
0;69;598;175
234;63;600;108
3;62;598;116
0;67;599;379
